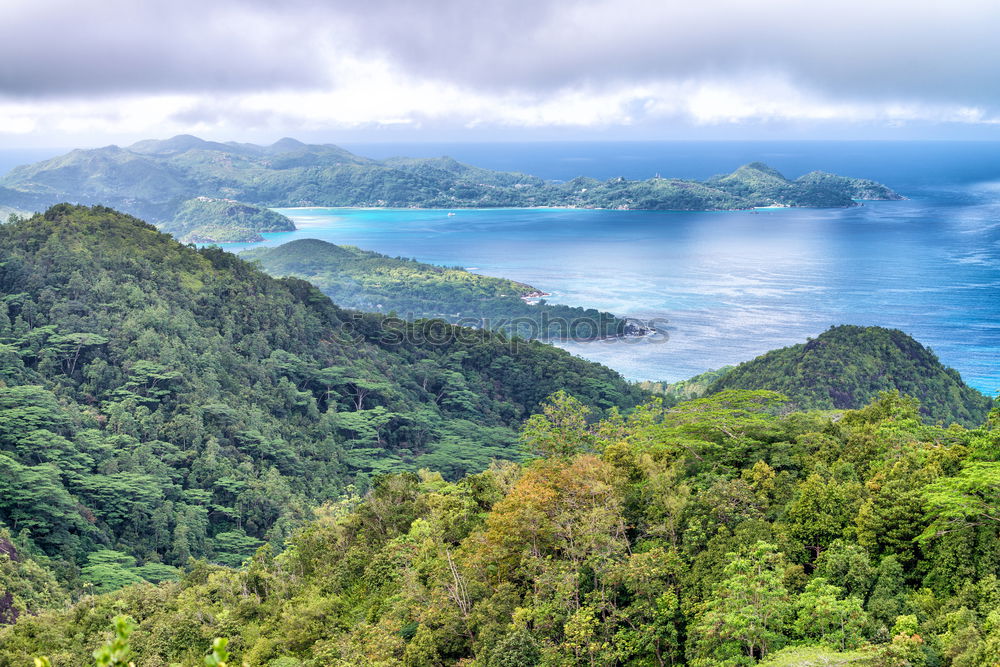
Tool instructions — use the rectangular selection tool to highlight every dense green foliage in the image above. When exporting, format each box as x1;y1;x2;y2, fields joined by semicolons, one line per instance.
0;137;900;221
707;325;993;427
0;204;642;595
242;239;634;339
5;391;998;666
163;198;296;243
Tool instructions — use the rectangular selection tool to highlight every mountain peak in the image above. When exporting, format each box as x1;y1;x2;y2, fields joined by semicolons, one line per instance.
736;162;788;180
268;137;307;153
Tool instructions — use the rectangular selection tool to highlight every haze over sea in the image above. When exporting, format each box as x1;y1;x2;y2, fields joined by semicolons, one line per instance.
8;141;996;396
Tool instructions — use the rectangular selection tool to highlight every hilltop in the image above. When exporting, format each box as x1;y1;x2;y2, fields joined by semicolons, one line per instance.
707;325;993;426
0;136;901;222
242;239;638;339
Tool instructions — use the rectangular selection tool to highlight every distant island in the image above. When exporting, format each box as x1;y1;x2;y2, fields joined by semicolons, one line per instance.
0;136;902;235
242;238;646;340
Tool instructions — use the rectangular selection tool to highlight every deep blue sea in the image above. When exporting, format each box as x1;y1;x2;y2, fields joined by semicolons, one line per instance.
5;142;996;396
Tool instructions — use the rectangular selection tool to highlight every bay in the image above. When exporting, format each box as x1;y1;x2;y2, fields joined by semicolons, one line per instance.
214;141;1000;396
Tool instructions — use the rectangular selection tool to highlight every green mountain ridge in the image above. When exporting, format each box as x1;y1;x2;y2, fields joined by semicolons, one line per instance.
242;239;638;339
0;136;902;223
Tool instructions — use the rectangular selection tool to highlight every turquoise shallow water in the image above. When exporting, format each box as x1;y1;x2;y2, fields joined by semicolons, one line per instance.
217;142;1000;396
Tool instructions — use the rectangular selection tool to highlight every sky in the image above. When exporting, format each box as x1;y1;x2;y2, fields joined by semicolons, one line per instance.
2;0;1000;147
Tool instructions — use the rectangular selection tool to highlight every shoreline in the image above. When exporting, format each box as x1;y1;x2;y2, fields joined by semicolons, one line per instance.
272;199;896;215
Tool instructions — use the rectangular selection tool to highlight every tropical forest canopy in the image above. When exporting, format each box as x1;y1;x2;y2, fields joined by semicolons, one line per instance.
706;325;993;428
5;389;999;666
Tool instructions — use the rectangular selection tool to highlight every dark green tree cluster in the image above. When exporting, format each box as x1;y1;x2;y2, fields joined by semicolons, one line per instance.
703;162;897;208
4;390;997;666
0;204;642;596
242;239;632;339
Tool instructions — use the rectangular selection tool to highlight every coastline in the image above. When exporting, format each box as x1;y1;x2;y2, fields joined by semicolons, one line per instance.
273;199;895;214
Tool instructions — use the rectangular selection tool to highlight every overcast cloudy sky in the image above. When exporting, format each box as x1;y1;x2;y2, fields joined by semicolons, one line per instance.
2;0;999;146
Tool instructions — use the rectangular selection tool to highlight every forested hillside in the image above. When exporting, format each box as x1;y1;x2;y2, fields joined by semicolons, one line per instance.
0;205;642;597
243;239;635;339
7;390;999;666
707;326;993;427
0;136;901;221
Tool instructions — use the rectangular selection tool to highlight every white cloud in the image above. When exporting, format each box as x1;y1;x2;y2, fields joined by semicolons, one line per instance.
2;0;999;144
3;67;995;145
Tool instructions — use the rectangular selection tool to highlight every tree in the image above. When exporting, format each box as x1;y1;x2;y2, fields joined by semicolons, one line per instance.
519;390;592;458
45;332;109;375
608;547;685;665
783;474;857;560
562;605;605;666
872;615;927;667
663;390;787;442
688;541;791;665
921;462;1000;540
212;530;264;567
80;551;145;594
488;628;541;667
340;375;395;411
866;556;909;631
813;540;875;598
0;454;82;550
792;577;869;651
